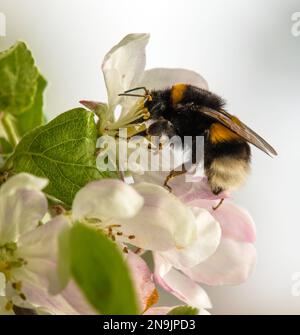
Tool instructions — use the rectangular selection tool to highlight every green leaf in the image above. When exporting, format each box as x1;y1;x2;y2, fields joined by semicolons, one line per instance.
70;223;139;315
167;306;199;315
11;108;117;205
15;74;47;136
0;42;39;115
0;137;13;155
0;42;47;145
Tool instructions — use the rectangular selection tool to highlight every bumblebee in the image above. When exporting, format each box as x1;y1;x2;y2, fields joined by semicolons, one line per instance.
119;83;277;198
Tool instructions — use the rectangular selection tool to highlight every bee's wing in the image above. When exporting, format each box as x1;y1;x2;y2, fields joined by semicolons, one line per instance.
200;107;277;156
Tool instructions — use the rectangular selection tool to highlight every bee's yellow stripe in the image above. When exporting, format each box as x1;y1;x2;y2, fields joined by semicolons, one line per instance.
210;123;241;144
171;83;187;105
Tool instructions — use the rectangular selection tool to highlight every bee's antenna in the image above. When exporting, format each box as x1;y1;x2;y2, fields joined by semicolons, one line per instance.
118;86;152;101
124;87;149;94
118;93;146;98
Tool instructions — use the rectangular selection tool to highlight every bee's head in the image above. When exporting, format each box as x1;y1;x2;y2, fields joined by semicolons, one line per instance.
119;87;166;119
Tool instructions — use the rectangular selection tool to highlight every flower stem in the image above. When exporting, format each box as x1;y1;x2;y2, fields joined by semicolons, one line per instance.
1;113;19;148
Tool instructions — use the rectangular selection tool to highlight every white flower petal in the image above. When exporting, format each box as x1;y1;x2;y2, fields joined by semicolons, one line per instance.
140;68;208;91
154;253;212;309
49;223;71;295
115;183;197;251
102;33;150;111
14;280;94;315
0;173;48;197
72;179;144;221
161;208;221;269
16;215;69;290
0;188;48;244
118;221;175;251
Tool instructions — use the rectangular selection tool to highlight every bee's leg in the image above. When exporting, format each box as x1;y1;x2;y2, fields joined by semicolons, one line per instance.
164;166;187;192
146;135;157;151
212;198;224;211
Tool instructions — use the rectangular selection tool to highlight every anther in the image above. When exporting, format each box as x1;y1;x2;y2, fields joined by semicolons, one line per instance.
134;248;142;254
123;247;129;254
5;300;13;311
143;111;150;120
128;235;135;240
19;293;26;301
12;281;22;292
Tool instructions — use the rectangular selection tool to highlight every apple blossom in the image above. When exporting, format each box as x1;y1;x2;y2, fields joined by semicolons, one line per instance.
59;178;221;312
71;178;220;253
153;176;256;306
0;173;94;315
81;33;207;138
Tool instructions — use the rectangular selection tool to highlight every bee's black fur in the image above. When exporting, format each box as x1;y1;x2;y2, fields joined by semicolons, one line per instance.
144;84;251;193
145;85;226;137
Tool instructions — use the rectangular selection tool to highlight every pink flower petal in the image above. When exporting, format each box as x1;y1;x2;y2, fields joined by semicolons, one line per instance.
145;305;210;315
154;253;212;309
17;280;94;315
126;252;158;313
160;209;221;268
184;199;256;243
144;306;173;315
173;176;229;202
183;238;257;286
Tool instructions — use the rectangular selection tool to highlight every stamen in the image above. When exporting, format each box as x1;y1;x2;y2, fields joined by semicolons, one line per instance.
12;281;22;292
123;247;129;254
19;293;26;301
128;235;135;240
143;111;151;120
5;300;13;311
0;260;9;272
134;247;142;254
51;205;65;216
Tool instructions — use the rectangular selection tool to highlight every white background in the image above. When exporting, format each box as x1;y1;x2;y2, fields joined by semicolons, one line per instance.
0;0;299;314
